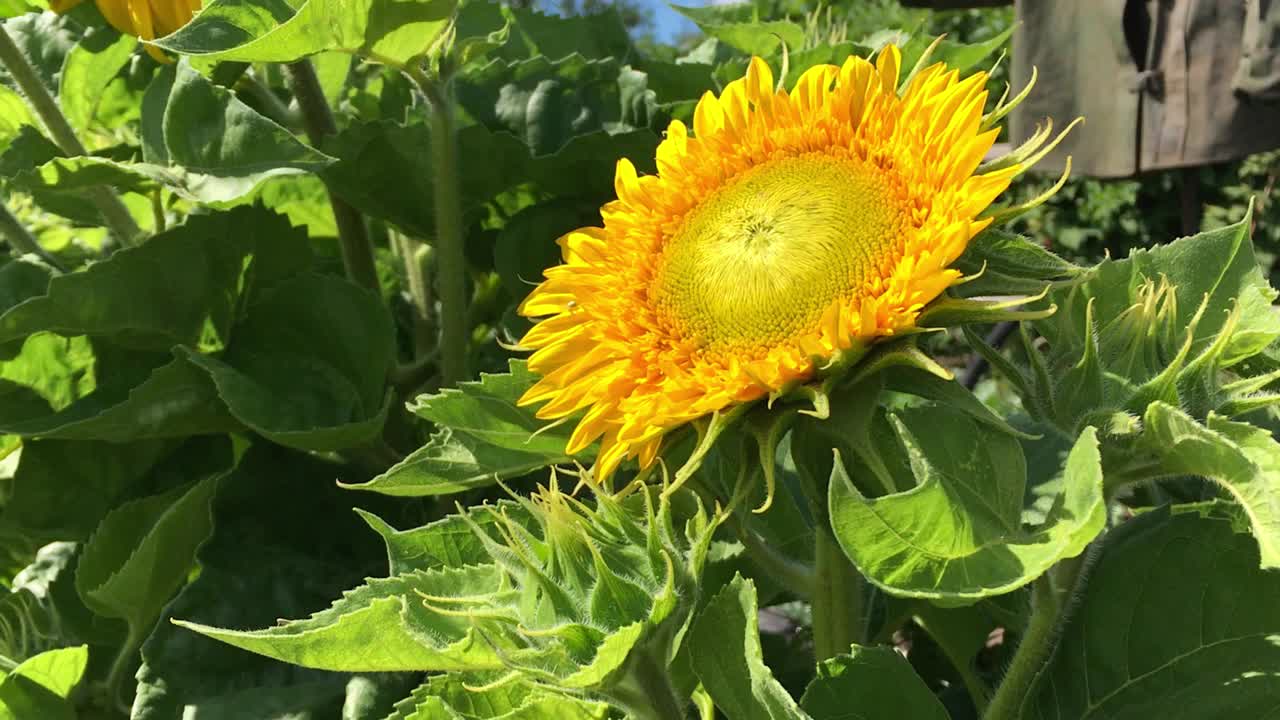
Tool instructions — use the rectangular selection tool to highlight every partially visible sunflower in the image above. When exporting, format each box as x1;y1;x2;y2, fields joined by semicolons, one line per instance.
518;45;1071;481
51;0;200;61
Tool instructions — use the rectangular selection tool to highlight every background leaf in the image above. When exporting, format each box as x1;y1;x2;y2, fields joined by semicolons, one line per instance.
1026;508;1280;718
800;645;948;720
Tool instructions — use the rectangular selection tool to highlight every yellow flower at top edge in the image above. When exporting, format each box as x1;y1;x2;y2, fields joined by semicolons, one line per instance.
518;46;1068;482
50;0;200;61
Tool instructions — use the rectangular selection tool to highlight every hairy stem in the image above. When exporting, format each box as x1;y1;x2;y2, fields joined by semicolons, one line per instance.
729;513;815;599
0;200;62;270
611;649;689;720
812;527;865;662
393;229;435;359
410;67;469;385
0;26;142;247
984;556;1084;720
284;60;380;295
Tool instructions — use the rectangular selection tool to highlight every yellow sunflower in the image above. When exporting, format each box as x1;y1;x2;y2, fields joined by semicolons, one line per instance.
518;46;1068;481
51;0;200;61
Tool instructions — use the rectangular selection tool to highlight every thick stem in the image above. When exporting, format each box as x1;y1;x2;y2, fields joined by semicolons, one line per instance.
0;26;142;247
812;527;865;662
728;513;814;599
0;200;62;270
611;649;689;720
394;229;435;358
284;60;381;295
983;576;1063;720
412;69;469;386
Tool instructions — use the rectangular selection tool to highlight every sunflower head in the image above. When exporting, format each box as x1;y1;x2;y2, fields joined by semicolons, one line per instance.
518;44;1071;482
51;0;200;61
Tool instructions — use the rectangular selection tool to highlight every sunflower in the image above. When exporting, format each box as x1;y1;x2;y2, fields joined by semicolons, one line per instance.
518;45;1069;482
51;0;200;61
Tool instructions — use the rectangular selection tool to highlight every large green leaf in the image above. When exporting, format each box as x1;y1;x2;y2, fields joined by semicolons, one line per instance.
134;445;391;718
826;406;1106;601
342;427;571;496
1025;508;1280;718
800;646;948;720
356;503;526;574
671;4;803;57
58;28;136;133
55;61;338;203
1142;402;1280;569
1;436;230;541
690;575;808;720
409;360;572;455
180;272;394;451
174;566;507;672
384;674;609;720
322;120;655;238
0;350;239;440
346;361;579;495
0;207;312;352
151;0;456;66
456;54;659;156
76;473;221;635
0;645;87;720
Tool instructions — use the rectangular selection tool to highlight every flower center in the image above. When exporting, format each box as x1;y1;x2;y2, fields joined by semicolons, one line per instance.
650;153;909;355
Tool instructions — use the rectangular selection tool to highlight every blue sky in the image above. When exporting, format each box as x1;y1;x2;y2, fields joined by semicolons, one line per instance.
642;0;702;42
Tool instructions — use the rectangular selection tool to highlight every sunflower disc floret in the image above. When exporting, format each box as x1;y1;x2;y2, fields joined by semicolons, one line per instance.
519;45;1067;480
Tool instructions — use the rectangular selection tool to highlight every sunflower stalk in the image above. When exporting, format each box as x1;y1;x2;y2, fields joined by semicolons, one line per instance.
983;548;1093;720
0;200;62;271
409;64;469;386
284;60;381;296
811;526;866;662
0;26;143;247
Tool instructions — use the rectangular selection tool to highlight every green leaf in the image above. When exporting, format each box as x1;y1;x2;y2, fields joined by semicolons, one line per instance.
152;0;457;67
409;360;574;455
2;436;230;541
800;645;947;720
0;645;88;720
951;228;1081;297
492;6;631;63
827;407;1105;601
901;25;1014;76
3;13;80;92
322;120;656;238
76;473;221;633
175;566;507;672
690;575;808;720
0;350;240;440
385;674;609;720
0;85;36;147
1026;509;1280;719
58;28;136;133
1142;402;1280;569
53;61;338;203
134;445;390;718
456;54;658;156
493;200;596;302
671;4;803;57
0;206;312;352
355;502;528;574
342;428;571;496
179;272;394;451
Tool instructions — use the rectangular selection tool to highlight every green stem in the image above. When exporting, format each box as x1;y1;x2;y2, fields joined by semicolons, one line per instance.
284;60;380;295
611;649;689;720
0;26;142;247
410;67;469;386
104;627;143;714
393;229;435;359
812;527;865;662
728;513;815;599
984;571;1071;720
0;200;62;270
